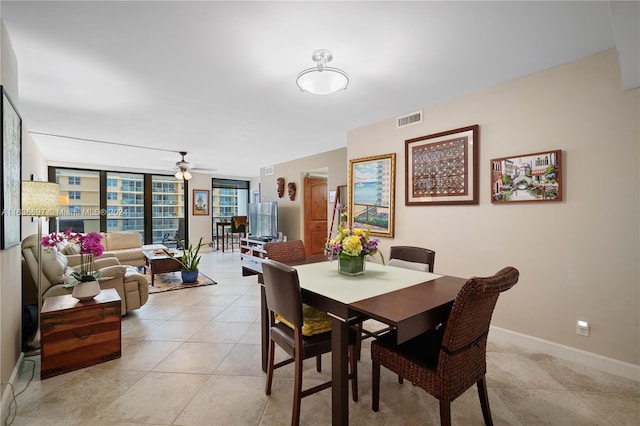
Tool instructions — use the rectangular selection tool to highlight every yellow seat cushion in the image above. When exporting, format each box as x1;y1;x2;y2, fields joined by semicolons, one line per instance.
275;304;332;336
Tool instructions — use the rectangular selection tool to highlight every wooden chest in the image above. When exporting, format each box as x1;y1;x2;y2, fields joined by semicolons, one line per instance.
41;288;122;379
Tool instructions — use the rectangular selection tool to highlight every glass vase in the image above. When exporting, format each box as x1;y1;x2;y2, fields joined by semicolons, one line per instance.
338;253;366;276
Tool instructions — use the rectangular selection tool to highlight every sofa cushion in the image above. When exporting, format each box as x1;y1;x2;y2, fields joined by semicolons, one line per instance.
41;248;69;285
106;248;144;264
59;241;81;255
105;232;142;251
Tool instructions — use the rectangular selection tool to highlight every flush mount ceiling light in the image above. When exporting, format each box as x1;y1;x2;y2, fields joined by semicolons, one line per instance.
296;49;349;95
175;151;193;180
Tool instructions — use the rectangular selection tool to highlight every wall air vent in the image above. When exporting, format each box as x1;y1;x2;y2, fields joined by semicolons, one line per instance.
396;110;423;128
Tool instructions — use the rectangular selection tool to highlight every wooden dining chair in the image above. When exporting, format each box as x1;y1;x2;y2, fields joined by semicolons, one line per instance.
229;215;248;252
354;245;436;359
262;259;358;426
258;240;309;372
371;266;520;426
388;245;436;272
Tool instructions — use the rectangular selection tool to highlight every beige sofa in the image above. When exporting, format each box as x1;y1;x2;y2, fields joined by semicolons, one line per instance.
21;234;149;315
101;231;146;267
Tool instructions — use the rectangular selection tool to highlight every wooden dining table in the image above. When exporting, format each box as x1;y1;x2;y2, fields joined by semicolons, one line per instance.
258;257;467;425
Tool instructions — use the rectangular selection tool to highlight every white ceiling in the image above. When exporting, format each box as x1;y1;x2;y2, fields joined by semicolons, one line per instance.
1;1;637;179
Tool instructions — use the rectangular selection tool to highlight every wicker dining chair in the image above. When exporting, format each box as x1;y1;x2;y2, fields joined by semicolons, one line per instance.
262;259;358;426
371;266;520;426
354;245;437;359
264;240;307;264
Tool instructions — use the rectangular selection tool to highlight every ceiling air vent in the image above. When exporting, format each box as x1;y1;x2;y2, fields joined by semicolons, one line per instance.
396;110;423;128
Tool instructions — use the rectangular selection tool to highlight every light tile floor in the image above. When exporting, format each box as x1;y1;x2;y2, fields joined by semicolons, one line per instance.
7;250;640;425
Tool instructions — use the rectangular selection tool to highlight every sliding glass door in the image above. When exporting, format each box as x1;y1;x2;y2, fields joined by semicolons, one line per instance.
210;178;249;243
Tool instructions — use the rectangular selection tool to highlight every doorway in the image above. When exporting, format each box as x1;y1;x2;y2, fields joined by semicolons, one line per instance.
303;176;327;256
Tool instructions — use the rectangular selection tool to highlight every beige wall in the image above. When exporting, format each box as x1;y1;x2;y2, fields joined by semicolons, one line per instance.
349;49;639;366
260;148;347;242
0;20;19;414
0;21;49;418
186;173;214;250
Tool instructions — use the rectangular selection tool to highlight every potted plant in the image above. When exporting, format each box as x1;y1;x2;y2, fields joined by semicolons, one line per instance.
163;237;205;283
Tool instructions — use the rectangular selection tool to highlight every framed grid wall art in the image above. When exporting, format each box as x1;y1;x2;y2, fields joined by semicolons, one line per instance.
405;125;479;206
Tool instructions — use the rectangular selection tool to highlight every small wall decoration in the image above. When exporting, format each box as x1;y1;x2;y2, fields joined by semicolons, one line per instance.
276;177;285;198
287;182;296;201
349;153;396;238
405;125;479;205
193;189;210;215
1;87;22;249
491;150;562;203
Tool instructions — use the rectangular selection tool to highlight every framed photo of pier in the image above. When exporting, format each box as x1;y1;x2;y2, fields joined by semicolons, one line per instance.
490;150;562;203
405;125;479;206
348;153;395;238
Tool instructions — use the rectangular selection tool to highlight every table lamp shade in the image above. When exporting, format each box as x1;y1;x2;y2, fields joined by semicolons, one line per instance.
22;181;61;217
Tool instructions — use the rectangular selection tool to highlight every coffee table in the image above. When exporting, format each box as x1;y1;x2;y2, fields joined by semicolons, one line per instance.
143;249;182;286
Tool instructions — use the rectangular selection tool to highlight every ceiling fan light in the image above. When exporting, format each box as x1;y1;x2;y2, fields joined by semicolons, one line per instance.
296;49;349;95
183;170;192;180
175;170;183;180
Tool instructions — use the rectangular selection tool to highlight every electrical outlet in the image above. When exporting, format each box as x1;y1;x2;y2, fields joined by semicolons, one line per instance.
576;320;589;336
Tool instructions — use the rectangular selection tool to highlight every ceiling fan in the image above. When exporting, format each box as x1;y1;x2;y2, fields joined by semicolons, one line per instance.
173;151;218;180
174;151;192;180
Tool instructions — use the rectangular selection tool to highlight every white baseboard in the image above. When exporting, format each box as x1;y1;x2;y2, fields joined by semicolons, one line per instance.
490;326;640;382
1;352;24;424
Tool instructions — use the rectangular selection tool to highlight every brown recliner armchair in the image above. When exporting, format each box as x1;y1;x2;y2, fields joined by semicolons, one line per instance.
21;234;149;315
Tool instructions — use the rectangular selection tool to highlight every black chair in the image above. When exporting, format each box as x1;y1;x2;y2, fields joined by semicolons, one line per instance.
162;218;185;248
355;245;436;359
262;259;358;426
371;266;520;426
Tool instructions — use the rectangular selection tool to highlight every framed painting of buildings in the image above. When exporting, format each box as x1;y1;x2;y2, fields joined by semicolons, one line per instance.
348;153;395;238
405;125;479;205
1;87;22;249
192;189;210;215
491;150;562;203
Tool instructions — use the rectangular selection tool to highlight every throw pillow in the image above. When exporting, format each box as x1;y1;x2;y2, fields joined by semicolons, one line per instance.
59;241;81;255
